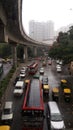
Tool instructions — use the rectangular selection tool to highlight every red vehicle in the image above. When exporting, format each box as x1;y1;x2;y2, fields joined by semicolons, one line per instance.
28;62;38;74
21;79;44;130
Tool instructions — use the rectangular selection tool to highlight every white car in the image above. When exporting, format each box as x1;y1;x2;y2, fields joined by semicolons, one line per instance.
57;66;62;72
40;67;44;74
56;64;61;69
56;60;60;64
20;71;26;78
13;81;24;96
20;67;28;73
59;61;63;65
1;101;13;124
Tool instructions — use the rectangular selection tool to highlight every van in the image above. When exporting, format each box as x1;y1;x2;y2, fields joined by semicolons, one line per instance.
1;101;13;124
0;125;10;130
47;101;65;130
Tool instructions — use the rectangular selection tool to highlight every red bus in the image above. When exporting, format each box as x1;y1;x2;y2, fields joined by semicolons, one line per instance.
28;62;38;74
21;79;44;130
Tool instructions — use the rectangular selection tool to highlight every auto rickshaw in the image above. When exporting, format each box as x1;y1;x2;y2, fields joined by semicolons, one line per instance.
25;79;30;89
61;79;68;89
63;88;71;102
43;84;50;96
52;87;59;101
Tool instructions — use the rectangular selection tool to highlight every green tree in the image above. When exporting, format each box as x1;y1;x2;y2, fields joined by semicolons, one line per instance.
68;26;73;40
57;32;69;45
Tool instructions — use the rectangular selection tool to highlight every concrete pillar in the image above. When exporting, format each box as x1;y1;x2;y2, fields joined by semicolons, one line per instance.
11;43;17;68
23;45;28;62
34;47;37;57
4;26;8;43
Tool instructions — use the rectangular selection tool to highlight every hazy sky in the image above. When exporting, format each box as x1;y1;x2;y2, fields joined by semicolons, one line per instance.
22;0;73;34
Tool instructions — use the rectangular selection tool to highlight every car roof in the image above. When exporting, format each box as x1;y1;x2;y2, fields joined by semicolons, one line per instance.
43;85;50;89
52;87;59;93
48;101;60;114
4;101;13;109
0;125;10;130
15;81;24;87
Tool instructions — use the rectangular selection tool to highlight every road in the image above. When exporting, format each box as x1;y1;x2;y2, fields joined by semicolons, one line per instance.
0;60;73;130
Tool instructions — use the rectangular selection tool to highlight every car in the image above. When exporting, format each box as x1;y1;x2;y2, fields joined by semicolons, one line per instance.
1;101;13;124
0;125;10;130
19;71;26;78
56;64;61;69
57;66;62;72
33;73;40;79
47;101;65;130
40;67;44;74
13;76;21;85
20;66;28;73
13;81;24;96
59;60;63;65
56;60;60;64
42;75;48;88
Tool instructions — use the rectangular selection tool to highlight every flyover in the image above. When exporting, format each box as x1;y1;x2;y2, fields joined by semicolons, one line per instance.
0;0;50;66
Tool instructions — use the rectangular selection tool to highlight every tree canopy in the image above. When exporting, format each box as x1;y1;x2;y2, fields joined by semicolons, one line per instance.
49;26;73;64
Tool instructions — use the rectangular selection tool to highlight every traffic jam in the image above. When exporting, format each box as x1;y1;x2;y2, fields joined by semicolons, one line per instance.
0;58;73;130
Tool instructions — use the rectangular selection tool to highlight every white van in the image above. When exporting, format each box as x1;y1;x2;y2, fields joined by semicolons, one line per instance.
47;101;65;130
1;101;13;124
13;81;24;96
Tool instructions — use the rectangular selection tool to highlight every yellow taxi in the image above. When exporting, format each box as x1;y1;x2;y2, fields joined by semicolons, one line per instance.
43;84;50;95
61;79;67;88
63;88;71;102
52;87;59;101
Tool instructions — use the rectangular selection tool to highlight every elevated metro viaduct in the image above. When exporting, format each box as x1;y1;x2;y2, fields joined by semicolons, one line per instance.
0;0;49;67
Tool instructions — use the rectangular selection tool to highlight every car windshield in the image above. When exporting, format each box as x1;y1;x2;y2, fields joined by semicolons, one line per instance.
3;108;11;114
16;87;22;89
43;81;48;84
43;78;48;83
20;72;25;74
40;68;44;70
51;114;62;121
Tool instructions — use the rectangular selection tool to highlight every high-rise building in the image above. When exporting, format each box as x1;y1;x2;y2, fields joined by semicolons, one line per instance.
29;20;54;42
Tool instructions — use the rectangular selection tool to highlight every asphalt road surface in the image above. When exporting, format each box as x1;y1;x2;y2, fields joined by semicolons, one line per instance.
0;60;73;130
